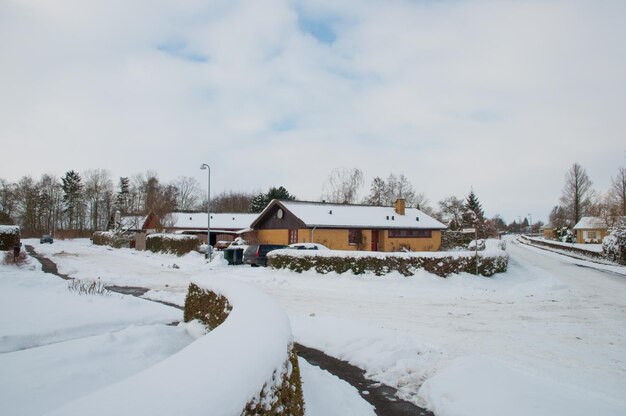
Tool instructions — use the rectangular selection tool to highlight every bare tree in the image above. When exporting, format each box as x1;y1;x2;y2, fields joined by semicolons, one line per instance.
84;169;113;231
437;196;465;230
323;168;364;204
609;167;626;216
414;192;435;215
211;190;256;213
0;178;16;218
559;163;595;225
385;174;416;206
174;176;202;211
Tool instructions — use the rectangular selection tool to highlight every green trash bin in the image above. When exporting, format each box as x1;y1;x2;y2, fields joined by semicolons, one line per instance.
224;248;244;265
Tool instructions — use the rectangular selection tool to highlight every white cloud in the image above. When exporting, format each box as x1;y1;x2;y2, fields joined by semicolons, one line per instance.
0;0;624;222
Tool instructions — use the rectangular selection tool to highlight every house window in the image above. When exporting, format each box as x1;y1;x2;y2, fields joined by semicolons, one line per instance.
586;231;596;239
289;229;298;244
348;229;362;245
388;229;432;238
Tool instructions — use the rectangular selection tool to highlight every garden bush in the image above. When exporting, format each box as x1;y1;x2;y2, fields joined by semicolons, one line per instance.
146;234;200;256
268;250;508;277
603;228;626;265
92;231;133;248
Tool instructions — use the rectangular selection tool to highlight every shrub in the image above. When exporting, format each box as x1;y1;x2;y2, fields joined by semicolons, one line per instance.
67;278;111;296
146;234;200;256
92;231;133;248
268;251;508;277
3;250;28;266
0;225;20;250
603;228;626;265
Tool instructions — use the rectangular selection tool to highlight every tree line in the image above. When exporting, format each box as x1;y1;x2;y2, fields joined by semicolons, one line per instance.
9;164;621;239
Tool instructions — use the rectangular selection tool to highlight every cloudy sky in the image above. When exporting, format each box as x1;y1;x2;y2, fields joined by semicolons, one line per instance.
1;0;624;222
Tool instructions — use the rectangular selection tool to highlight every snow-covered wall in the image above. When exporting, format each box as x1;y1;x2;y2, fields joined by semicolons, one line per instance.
46;276;304;416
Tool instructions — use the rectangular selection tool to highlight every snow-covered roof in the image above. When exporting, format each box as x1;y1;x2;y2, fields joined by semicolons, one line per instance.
261;200;447;230
573;217;608;230
169;212;258;231
119;215;147;231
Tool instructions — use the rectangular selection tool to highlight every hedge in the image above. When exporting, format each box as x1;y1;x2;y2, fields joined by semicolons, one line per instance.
268;250;508;277
602;228;626;265
184;283;304;416
92;231;133;248
146;233;200;256
0;225;20;250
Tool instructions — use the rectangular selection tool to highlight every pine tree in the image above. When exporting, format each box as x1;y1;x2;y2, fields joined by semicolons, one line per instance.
365;177;386;205
62;170;82;230
250;186;295;213
116;177;130;213
465;190;485;220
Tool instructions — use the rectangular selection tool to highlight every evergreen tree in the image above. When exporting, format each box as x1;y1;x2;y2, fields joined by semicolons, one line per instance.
365;177;386;205
116;177;130;213
250;186;295;213
465;190;485;220
62;170;82;230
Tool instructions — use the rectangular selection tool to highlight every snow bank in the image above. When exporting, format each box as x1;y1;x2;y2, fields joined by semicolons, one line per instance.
417;355;626;416
47;276;303;416
0;266;181;354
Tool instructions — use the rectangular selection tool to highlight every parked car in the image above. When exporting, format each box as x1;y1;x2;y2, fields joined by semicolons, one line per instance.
287;243;329;250
40;235;54;244
243;244;287;267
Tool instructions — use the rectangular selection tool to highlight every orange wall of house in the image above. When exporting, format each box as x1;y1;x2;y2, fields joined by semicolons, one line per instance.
381;230;441;252
258;227;440;252
258;229;290;245
297;229;372;251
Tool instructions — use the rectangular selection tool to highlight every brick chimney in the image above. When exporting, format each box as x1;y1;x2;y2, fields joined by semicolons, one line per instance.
395;198;405;216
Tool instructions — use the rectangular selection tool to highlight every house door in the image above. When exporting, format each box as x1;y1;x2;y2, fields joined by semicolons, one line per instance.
371;230;379;251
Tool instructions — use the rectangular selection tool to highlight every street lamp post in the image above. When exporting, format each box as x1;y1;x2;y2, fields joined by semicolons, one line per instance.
200;163;211;259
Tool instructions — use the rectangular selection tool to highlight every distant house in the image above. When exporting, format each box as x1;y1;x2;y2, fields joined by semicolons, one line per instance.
541;223;555;239
116;212;257;247
164;212;259;246
573;217;608;243
250;199;447;252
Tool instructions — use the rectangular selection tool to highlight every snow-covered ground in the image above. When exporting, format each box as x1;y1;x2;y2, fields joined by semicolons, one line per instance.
7;237;626;416
0;246;375;416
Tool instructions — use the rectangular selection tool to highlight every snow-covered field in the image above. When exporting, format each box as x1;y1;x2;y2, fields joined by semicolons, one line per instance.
3;237;626;416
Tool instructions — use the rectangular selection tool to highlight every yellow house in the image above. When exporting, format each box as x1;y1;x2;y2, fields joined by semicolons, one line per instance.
573;217;609;243
250;199;447;252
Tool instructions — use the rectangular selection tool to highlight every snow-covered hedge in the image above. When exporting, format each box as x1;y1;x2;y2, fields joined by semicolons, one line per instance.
146;233;200;256
602;228;626;265
0;225;20;250
184;281;304;415
92;231;133;248
268;249;508;277
47;276;304;416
